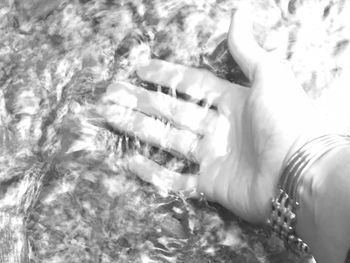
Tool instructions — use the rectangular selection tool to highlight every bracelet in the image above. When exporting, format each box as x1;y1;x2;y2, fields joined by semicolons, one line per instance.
266;134;350;255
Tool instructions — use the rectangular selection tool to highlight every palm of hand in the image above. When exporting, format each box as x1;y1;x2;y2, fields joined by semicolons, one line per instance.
97;8;329;224
98;57;317;224
193;62;314;223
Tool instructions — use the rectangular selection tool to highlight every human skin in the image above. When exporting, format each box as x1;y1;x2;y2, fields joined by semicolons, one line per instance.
297;146;350;263
97;7;350;263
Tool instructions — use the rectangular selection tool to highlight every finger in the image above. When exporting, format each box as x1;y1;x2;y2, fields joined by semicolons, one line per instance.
137;59;233;105
101;81;218;134
227;5;269;82
97;103;200;159
127;153;198;193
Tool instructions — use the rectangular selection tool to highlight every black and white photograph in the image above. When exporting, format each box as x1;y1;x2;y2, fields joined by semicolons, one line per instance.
1;0;350;262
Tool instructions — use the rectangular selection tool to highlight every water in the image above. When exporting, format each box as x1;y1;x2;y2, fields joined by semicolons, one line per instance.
1;0;350;262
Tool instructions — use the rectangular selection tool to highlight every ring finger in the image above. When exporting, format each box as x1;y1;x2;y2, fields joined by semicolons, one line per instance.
101;81;218;134
97;103;202;161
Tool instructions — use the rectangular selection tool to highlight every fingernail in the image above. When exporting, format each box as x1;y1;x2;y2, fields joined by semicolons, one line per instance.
231;8;238;17
233;3;251;17
137;58;151;69
136;60;154;78
136;60;150;70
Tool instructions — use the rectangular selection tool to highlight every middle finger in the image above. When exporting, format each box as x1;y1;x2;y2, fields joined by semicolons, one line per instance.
137;59;233;106
97;103;201;160
101;81;218;134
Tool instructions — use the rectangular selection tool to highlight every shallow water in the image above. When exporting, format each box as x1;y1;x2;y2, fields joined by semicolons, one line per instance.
1;0;350;262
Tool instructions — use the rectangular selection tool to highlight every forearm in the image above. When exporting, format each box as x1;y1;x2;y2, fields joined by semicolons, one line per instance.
296;146;350;263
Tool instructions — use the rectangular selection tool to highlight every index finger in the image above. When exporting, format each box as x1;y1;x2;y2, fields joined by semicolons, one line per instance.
137;59;232;106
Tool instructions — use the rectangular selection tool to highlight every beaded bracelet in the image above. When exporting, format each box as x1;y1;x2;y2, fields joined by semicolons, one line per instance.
266;134;350;254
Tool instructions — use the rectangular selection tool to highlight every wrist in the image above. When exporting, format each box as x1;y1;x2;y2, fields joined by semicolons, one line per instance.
266;134;350;259
296;145;350;263
255;132;329;224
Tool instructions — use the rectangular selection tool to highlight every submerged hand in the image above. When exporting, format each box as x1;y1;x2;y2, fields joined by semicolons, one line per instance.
98;8;330;223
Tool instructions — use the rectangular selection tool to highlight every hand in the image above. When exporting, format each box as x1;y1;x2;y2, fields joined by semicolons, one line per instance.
97;7;331;224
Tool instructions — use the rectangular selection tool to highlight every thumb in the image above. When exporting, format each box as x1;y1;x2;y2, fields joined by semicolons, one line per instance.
227;6;268;83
